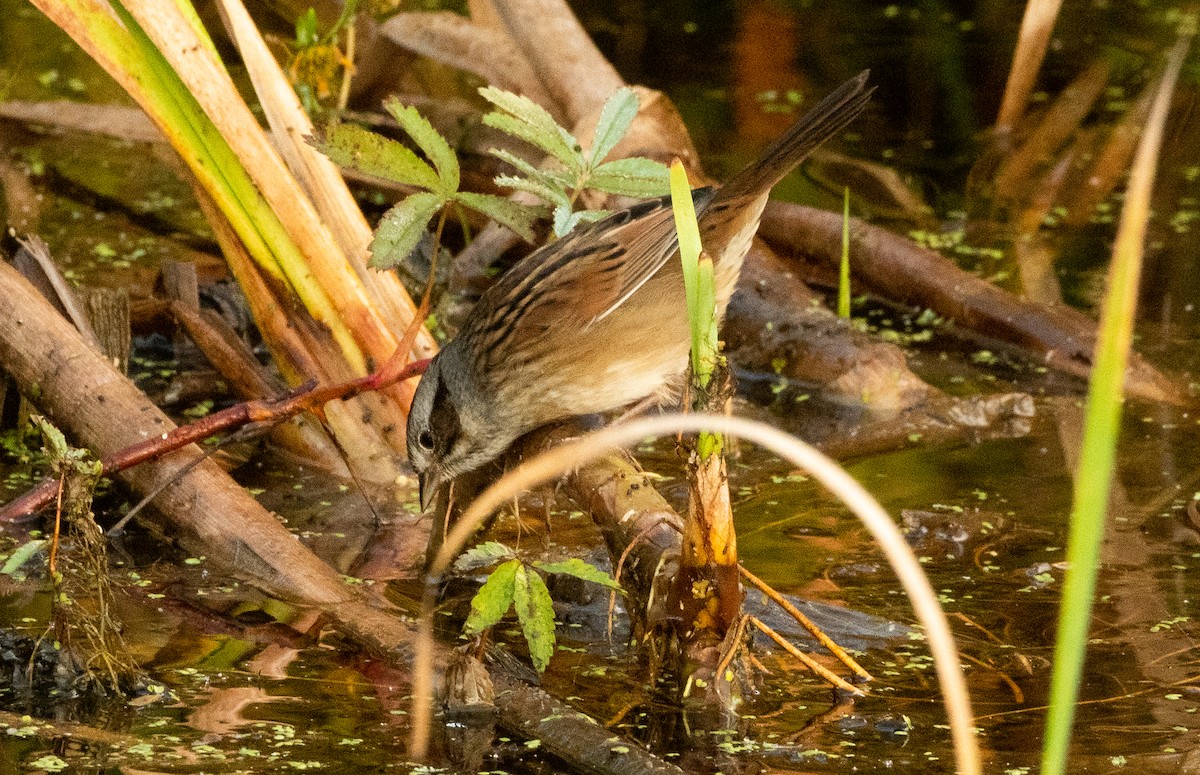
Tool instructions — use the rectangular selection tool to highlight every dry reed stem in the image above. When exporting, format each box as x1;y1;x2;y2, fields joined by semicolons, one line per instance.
123;1;404;372
996;0;1065;133
216;0;437;363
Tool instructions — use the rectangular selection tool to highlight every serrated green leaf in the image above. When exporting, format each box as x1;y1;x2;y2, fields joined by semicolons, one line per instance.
384;99;459;195
588;157;672;197
534;558;619;589
489;147;574;206
513;565;556;672
494;174;571;210
369;192;443;269
464;559;520;635
552;204;580;237
551;206;608;236
492;151;575;192
480;87;582;173
456;192;542;242
454;541;516;573
484;112;580;173
488;147;548;179
314;123;440;191
589;87;639;167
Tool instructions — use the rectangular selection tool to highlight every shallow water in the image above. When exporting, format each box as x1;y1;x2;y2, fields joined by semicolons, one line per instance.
4;0;1200;773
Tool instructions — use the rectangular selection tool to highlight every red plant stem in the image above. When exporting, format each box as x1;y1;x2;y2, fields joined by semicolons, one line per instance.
0;358;430;522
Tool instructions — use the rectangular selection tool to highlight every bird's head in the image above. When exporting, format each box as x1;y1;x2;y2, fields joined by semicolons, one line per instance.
406;343;515;511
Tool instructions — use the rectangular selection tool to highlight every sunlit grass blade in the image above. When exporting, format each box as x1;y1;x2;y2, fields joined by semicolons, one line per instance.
838;186;851;319
33;0;373;373
1040;19;1193;775
669;160;716;389
670;159;720;459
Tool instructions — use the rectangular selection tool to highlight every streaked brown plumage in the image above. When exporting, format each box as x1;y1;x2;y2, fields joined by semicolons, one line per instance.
408;72;872;509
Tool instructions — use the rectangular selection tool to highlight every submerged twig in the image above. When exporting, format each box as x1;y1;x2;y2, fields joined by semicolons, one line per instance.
1062;70;1160;227
994;57;1112;197
748;616;860;695
740;564;872;681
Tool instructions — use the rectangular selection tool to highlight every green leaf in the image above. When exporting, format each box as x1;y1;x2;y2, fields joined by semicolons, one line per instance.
493;174;571;210
480;86;582;173
314;123;440;191
588;157;672;198
1;539;46;577
588;87;639;167
552;204;584;237
551;206;608;237
295;8;319;48
33;416;70;459
513;565;556;672
489;148;574;208
488;147;550;180
368;192;443;269
454;541;516;573
485;113;580;173
464;559;520;635
534;558;619;589
384;99;459;195
456;192;542;242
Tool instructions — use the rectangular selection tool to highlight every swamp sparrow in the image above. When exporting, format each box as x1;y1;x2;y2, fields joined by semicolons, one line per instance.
408;72;872;510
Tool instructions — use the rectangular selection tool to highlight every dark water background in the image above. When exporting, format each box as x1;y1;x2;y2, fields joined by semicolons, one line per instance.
3;0;1200;772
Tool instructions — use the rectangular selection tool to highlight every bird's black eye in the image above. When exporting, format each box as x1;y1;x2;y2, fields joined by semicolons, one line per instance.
417;430;434;451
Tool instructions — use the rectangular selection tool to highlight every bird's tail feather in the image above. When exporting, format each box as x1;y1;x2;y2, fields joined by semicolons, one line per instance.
714;70;873;204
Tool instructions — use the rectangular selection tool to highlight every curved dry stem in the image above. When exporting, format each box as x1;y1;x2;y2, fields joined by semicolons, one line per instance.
415;413;980;775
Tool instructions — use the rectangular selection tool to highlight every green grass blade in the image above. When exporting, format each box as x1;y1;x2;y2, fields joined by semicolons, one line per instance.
1040;22;1193;775
838;187;851;319
670;159;721;459
669;160;705;382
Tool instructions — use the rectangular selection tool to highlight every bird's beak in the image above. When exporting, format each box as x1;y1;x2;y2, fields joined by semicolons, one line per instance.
418;469;437;512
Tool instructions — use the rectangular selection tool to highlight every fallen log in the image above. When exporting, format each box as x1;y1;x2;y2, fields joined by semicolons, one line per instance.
760;200;1187;405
